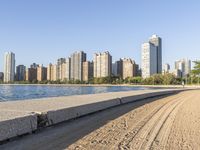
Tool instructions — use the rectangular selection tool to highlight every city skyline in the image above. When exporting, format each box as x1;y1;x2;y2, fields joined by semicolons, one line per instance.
0;1;200;71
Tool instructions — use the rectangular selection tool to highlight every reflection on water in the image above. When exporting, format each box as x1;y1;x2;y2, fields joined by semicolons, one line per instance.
0;85;151;101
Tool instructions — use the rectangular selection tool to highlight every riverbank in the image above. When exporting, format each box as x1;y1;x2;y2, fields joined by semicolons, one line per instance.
0;88;191;143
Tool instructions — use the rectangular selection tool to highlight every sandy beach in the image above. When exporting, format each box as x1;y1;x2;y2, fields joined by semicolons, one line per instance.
1;89;200;150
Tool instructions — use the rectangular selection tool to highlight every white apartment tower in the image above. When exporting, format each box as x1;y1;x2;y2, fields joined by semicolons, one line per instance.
4;52;15;82
141;35;162;78
93;51;112;78
141;43;157;78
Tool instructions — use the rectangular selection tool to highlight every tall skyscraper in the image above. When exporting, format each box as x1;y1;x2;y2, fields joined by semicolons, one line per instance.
141;35;162;78
4;52;15;82
93;51;112;78
16;65;26;81
70;51;86;81
149;34;162;73
141;42;157;78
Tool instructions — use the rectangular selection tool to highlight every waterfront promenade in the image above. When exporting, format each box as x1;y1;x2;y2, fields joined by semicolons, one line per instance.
0;88;199;149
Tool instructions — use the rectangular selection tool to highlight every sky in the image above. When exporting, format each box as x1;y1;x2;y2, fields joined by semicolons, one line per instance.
0;0;200;71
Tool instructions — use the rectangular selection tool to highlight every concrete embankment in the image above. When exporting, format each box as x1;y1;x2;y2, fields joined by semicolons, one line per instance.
0;88;189;142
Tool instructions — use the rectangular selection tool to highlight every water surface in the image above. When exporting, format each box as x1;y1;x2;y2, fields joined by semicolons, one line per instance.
0;85;154;101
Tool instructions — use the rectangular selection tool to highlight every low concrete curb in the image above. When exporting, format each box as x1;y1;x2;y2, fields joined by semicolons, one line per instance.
0;111;37;142
0;88;187;142
46;97;121;126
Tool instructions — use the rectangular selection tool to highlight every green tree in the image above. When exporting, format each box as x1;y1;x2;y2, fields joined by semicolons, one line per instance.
192;61;200;84
192;61;200;75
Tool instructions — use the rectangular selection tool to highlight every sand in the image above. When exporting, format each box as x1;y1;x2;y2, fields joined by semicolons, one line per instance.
1;90;200;150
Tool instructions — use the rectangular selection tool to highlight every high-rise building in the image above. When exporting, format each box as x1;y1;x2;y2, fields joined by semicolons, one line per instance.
57;58;66;80
16;65;26;81
0;72;4;81
112;60;123;77
175;59;191;77
70;51;86;81
61;63;67;81
83;61;93;82
141;42;157;78
65;57;71;80
37;65;47;81
149;34;162;73
47;64;57;81
121;58;137;79
141;35;162;78
163;63;170;74
30;63;39;69
4;52;15;82
47;63;52;81
170;69;182;78
112;62;118;76
93;51;112;78
26;68;37;82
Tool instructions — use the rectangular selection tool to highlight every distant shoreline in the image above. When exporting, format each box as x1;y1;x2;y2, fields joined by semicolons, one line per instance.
0;84;199;88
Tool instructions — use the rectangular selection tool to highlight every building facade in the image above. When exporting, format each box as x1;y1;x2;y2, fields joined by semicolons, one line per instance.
47;64;57;81
141;35;162;78
16;65;26;81
4;52;15;82
30;63;39;69
163;63;170;74
141;42;157;78
82;61;93;82
170;69;182;78
57;58;66;80
149;34;162;73
37;65;47;81
122;58;137;79
26;68;37;82
70;51;86;81
93;51;112;78
65;57;71;80
175;59;191;77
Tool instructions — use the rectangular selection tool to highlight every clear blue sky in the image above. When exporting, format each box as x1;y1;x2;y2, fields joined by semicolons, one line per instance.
0;0;199;71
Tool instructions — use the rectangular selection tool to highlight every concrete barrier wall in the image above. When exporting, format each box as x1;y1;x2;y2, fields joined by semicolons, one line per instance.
46;98;121;125
0;88;187;142
0;112;37;142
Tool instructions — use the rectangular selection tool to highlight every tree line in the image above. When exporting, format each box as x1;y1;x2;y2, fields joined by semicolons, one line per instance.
1;61;200;85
